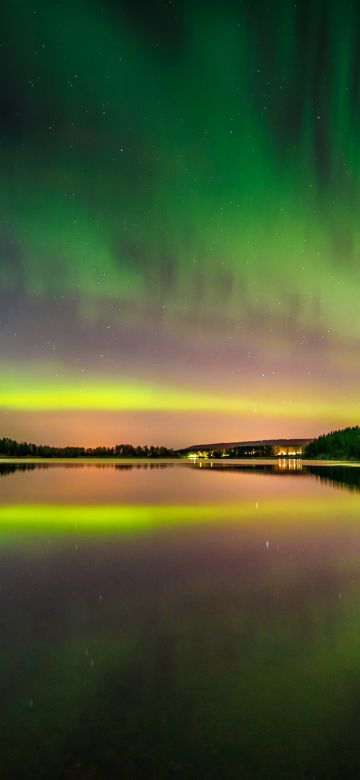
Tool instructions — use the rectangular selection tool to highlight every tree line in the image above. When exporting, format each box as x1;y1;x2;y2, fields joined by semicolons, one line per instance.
0;437;175;458
305;426;360;460
2;427;360;460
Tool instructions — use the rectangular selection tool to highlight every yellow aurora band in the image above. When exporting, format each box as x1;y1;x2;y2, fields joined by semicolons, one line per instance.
0;369;358;422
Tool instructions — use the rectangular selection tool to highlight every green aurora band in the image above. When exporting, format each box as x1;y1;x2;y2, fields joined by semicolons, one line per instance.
1;1;360;441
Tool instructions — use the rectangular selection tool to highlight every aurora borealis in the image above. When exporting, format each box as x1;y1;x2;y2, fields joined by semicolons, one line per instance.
1;0;360;446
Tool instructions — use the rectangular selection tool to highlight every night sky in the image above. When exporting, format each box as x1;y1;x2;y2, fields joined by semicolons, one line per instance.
1;0;359;447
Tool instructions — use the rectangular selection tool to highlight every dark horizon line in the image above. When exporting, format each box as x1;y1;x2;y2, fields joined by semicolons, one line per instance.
0;434;315;456
2;428;359;455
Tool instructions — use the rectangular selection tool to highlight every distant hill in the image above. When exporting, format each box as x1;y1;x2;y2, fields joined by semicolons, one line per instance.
181;438;312;451
179;438;313;456
305;426;360;460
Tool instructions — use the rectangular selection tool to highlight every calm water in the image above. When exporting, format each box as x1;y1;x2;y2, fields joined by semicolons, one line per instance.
1;459;360;779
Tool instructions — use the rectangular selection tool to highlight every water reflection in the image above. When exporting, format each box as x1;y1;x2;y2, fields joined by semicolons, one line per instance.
2;459;360;507
192;459;360;493
0;462;40;476
308;464;360;493
0;458;360;492
0;461;174;477
0;461;360;777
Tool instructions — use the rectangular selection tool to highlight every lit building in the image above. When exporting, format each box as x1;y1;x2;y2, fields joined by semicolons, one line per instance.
180;438;313;458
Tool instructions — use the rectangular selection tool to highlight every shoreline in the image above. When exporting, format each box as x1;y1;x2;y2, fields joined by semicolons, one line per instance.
1;457;360;467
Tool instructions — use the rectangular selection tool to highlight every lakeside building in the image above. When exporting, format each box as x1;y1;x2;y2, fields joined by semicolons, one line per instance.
180;438;313;459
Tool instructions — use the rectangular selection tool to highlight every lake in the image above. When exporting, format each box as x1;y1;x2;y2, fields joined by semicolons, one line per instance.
1;459;360;779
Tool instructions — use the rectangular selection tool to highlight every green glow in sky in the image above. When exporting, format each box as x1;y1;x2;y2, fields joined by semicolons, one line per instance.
1;1;359;443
